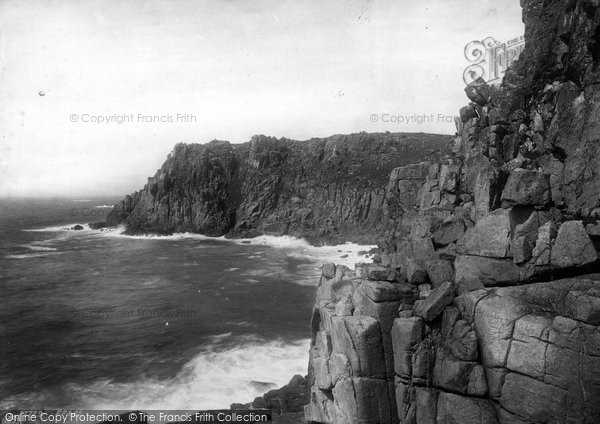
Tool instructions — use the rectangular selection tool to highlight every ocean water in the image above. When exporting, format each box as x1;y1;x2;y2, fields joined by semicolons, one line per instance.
0;197;373;409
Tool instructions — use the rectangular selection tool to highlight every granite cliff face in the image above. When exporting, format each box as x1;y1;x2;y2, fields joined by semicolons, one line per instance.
106;133;450;243
305;0;600;423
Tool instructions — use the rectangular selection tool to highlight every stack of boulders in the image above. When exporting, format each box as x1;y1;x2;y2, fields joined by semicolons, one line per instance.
306;1;600;422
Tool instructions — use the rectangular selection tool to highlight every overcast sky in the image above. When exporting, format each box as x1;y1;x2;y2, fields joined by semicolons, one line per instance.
0;0;524;197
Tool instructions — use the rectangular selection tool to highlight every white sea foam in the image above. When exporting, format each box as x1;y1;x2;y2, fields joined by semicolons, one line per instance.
5;252;63;259
25;222;373;278
0;335;310;410
100;227;227;241
229;235;375;269
97;229;372;267
20;244;58;251
23;223;92;232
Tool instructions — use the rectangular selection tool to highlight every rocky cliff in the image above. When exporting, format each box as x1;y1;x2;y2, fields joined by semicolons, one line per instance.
105;133;450;243
305;0;600;423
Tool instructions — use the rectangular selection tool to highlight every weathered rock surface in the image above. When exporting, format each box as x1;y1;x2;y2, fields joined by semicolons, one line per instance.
307;264;600;423
550;220;598;268
413;281;456;321
305;1;600;422
241;374;310;414
105;133;450;243
459;209;511;258
501;169;551;207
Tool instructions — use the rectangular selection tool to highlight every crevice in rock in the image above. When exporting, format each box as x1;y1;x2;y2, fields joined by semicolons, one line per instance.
590;25;600;71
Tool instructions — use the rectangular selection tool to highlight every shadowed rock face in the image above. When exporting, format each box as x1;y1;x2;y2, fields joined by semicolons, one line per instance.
106;133;451;243
305;1;600;423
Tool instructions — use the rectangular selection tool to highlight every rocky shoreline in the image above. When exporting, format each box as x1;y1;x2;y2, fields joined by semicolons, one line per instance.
102;132;451;244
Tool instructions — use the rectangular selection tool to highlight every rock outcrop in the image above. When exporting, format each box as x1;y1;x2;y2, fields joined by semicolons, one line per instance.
305;1;600;423
306;266;600;424
105;133;450;243
231;374;310;423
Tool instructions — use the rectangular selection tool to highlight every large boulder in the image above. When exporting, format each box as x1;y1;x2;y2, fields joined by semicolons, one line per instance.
425;259;454;288
391;317;425;378
330;315;385;378
501;169;551;207
396;237;436;284
550;220;598;268
464;77;492;106
454;255;522;292
531;220;558;266
432;216;466;246
510;210;551;264
460;208;511;258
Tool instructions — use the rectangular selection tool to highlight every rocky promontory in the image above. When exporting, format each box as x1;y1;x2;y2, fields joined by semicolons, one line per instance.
105;133;451;243
305;0;600;422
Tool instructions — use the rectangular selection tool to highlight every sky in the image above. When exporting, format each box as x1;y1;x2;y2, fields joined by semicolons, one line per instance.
0;0;524;197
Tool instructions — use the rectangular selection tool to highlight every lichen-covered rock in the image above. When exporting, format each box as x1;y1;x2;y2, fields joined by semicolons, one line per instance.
436;392;498;424
425;259;454;288
446;319;478;361
322;263;337;279
464;77;492;106
550;220;598;268
330;316;386;378
454;255;522;292
531;220;558;266
391;317;424;378
510;210;551;264
460;209;511;258
432;216;466;246
499;373;566;423
332;377;394;424
564;288;600;326
501;169;552;207
432;352;487;395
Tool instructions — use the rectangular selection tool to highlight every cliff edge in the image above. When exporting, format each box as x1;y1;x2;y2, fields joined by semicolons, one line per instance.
105;133;451;243
305;0;600;423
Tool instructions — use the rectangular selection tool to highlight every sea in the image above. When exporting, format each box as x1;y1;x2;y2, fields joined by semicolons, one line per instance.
0;197;373;409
